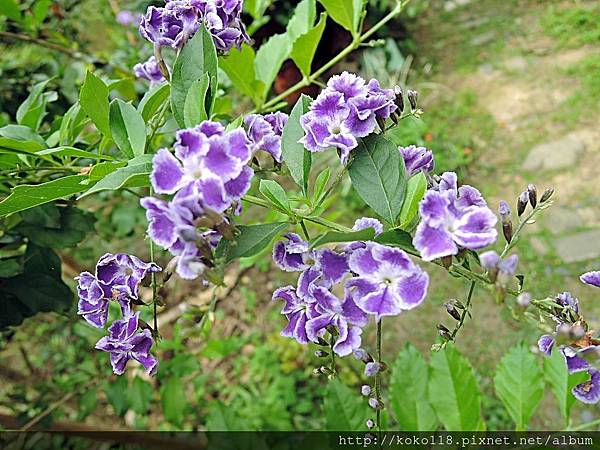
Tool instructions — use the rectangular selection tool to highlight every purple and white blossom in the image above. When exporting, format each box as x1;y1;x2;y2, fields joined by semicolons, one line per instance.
272;233;313;272
272;286;318;345
139;0;249;52
345;242;429;321
581;271;600;288
414;172;498;261
399;145;434;177
95;312;158;375
134;56;165;84
479;250;518;286
352;217;383;236
300;72;397;164
244;112;288;163
573;369;600;404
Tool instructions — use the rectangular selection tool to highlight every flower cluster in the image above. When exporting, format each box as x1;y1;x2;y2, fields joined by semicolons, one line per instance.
141;120;254;280
139;0;249;52
244;112;288;163
413;172;498;261
76;254;161;375
300;72;397;164
134;56;165;84
272;218;429;356
538;272;600;404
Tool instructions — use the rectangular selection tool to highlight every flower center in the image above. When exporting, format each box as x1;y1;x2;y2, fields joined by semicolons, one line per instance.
124;267;134;276
330;125;341;135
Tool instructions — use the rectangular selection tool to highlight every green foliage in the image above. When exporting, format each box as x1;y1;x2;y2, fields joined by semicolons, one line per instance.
318;0;362;35
217;222;289;262
389;344;438;431
79;71;111;137
291;12;328;76
542;4;600;47
309;228;375;249
184;75;211;127
324;379;367;430
220;44;265;106
428;344;484;431
109;99;147;158
16;79;56;131
281;95;312;193
138;83;171;123
259;179;292;214
79;155;153;198
161;377;187;427
398;171;426;228
493;343;544;431
348;134;407;224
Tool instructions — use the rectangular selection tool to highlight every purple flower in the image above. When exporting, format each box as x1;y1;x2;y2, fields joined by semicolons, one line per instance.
572;369;600;404
76;272;111;328
364;361;381;377
139;0;249;52
95;312;158;375
361;385;371;396
116;11;141;26
300;72;396;164
581;271;600;288
134;56;165;84
272;233;313;272
399;145;434;177
244;112;288;163
150;121;252;213
305;287;367;356
479;250;518;286
345;242;429;321
352;217;383;236
413;173;497;261
95;253;161;299
272;286;318;345
498;201;511;222
555;291;579;315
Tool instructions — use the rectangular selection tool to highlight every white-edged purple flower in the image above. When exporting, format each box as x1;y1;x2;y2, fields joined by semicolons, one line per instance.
76;272;111;328
352;217;383;236
479;250;518;286
139;0;249;52
305;287;368;356
413;172;497;261
272;286;318;345
272;233;313;272
95;312;158;375
95;253;161;299
244;112;288;163
299;72;396;165
345;242;429;321
572;369;600;404
399;145;434;177
134;56;165;84
581;271;600;288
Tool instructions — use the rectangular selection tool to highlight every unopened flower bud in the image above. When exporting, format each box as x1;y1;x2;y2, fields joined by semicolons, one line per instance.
407;90;418;110
361;385;371;396
315;350;329;358
498;200;511;223
517;191;529;216
376;116;386;133
353;348;373;363
317;337;329;347
318;366;332;375
364;362;381;377
454;299;466;309
437;323;452;341
368;397;382;410
569;323;586;341
444;301;462;321
503;221;513;244
540;187;554;203
366;419;375;429
326;325;339;337
441;255;453;269
516;292;531;308
527;184;537;208
393;86;404;113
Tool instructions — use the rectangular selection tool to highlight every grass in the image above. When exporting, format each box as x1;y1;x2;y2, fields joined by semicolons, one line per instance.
542;3;600;48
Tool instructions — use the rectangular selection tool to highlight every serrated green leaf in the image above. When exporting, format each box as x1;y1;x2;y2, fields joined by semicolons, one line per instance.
218;222;289;263
494;344;544;430
109;99;146;158
171;26;218;128
390;344;438;431
348;135;407;224
324;379;367;430
309;228;374;249
399;171;427;228
259;179;290;213
281;95;312;193
184;75;210;128
543;349;587;424
78;155;152;198
138;82;170;122
428;344;484;431
80;71;111;137
160;377;186;427
0;175;88;217
291;12;327;76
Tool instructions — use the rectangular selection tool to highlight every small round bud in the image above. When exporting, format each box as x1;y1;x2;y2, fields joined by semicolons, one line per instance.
569;324;586;341
540;187;554;203
517;191;529;216
527;184;537;208
516;292;531;308
364;361;382;377
314;350;329;358
437;323;450;333
498;200;511;223
366;419;375;429
353;348;373;363
502;221;513;244
361;385;371;396
368;397;381;410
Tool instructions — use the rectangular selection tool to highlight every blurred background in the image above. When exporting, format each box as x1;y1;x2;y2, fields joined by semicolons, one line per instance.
0;0;598;435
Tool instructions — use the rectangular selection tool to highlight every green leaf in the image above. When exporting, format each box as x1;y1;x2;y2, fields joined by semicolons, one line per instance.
428;344;484;431
281;95;312;193
309;228;374;249
259;179;291;213
323;379;367;430
390;344;438;431
0;258;22;278
104;377;129;417
0;124;46;153
0;244;73;330
206;401;249;431
16;79;55;131
494;344;544;430
78;388;98;420
219;44;265;106
399;172;427;228
374;228;416;253
254;33;292;95
291;12;327;76
109;99;146;158
287;0;316;40
318;0;354;33
160;377;187;427
129;376;153;415
80;71;111;137
88;161;127;181
59;103;88;145
0;175;88;217
0;0;21;21
218;222;289;263
348;134;407;224
20;204;60;228
543;349;587;424
352;0;364;33
78;155;152;198
312;167;330;204
171;26;218;128
138;82;170;122
37;146;113;160
184;75;210;128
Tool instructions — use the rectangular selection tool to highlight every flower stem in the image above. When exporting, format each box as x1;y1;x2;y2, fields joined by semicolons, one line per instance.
329;332;336;375
149;187;159;334
450;281;476;341
375;318;382;433
500;201;545;258
300;220;311;240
